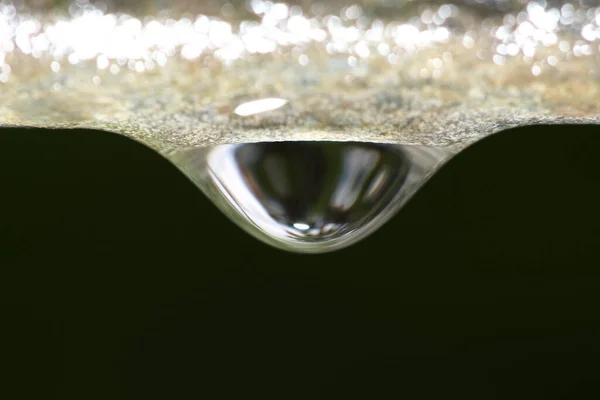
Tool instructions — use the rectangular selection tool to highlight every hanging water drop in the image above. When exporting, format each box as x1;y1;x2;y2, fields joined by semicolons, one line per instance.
171;141;454;253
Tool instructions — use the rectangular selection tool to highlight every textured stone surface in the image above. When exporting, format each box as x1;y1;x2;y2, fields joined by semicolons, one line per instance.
0;0;598;153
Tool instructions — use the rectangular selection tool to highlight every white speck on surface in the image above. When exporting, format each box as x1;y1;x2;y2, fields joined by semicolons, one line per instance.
234;98;288;117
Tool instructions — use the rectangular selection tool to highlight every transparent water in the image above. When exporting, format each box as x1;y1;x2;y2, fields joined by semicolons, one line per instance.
171;141;454;253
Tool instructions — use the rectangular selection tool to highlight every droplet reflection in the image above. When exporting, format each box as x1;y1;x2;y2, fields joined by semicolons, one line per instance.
172;141;453;253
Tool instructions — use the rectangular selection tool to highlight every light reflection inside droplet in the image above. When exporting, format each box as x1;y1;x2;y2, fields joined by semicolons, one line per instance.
293;222;310;231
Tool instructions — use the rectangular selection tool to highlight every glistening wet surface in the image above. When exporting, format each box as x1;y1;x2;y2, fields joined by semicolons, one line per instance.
1;0;599;251
1;0;599;150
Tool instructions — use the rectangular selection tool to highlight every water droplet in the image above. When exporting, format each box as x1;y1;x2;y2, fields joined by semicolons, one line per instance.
171;141;454;253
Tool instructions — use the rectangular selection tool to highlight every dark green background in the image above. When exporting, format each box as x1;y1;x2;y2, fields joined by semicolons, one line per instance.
1;125;600;399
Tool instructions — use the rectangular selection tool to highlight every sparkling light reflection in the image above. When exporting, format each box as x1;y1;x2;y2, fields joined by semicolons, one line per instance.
0;0;598;82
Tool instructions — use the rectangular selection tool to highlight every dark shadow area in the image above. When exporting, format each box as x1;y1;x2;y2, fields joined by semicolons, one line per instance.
1;125;600;399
